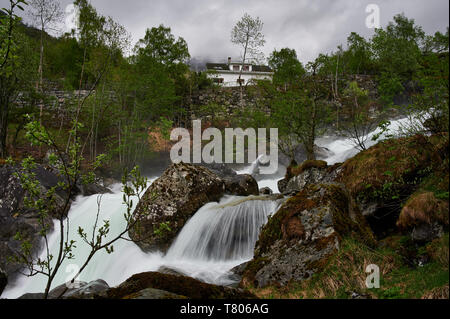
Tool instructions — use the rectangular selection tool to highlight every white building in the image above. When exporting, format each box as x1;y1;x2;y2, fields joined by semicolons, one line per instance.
206;57;274;87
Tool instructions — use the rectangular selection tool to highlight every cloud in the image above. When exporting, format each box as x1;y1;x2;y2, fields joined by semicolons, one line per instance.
3;0;448;63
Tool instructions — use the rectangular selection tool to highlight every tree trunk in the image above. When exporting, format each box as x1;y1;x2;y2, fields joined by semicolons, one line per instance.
306;99;317;161
0;97;9;158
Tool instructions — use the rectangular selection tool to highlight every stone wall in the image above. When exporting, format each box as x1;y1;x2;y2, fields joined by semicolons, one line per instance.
188;86;270;118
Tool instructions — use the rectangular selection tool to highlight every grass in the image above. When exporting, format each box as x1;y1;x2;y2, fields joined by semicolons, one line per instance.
249;234;449;299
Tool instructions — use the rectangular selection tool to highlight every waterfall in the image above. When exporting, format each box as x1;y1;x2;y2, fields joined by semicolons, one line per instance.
2;186;281;298
2;116;414;298
166;196;280;262
318;117;414;165
236;154;264;175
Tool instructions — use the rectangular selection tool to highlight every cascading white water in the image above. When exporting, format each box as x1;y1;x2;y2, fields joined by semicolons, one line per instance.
2;116;415;299
2;184;281;298
236;155;264;175
318;117;414;164
166;196;279;261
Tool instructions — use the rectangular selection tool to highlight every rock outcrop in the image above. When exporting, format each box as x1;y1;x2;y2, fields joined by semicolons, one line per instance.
129;163;259;252
0;164;70;278
18;279;110;299
99;272;256;299
224;174;259;196
337;134;447;237
240;183;376;288
397;192;449;243
277;160;341;195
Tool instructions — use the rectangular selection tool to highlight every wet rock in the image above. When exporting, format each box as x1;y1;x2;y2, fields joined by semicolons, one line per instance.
411;223;444;243
18;279;110;299
351;291;372;299
259;187;273;195
157;266;185;277
123;288;187;299
277;160;341;195
224;174;259;196
196;163;236;178
18;293;45;299
76;181;112;197
49;279;110;299
230;262;249;277
101;272;256;299
240;183;376;289
277;179;289;194
0;164;71;278
129;163;259;252
129;163;226;252
293;144;333;164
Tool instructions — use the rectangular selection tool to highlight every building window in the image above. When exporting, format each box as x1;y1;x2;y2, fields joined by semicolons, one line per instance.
237;79;245;85
243;65;249;72
233;65;240;71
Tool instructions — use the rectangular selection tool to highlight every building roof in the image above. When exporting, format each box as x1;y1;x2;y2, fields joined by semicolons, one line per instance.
206;63;229;71
252;65;273;72
206;62;273;73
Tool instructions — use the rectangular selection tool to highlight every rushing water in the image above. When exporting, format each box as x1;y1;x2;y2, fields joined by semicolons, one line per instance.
2;184;281;298
2;117;412;298
166;196;279;261
317;117;414;164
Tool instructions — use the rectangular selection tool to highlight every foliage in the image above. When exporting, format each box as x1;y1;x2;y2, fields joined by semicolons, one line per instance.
8;115;148;299
340;81;377;151
268;48;305;88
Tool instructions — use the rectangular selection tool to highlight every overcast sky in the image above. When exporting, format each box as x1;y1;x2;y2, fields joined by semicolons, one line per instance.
3;0;449;64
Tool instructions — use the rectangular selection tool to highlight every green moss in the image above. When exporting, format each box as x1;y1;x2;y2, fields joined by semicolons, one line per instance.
255;190;317;255
291;160;328;176
250;234;449;299
240;257;270;288
339;134;446;203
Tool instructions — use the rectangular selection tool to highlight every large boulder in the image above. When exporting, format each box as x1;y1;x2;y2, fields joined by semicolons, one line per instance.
99;272;256;299
129;163;259;252
397;192;449;243
121;288;187;299
195;162;237;178
224;174;259;196
49;279;110;299
240;183;376;288
0;164;70;278
18;279;110;299
337;134;447;237
277;160;341;195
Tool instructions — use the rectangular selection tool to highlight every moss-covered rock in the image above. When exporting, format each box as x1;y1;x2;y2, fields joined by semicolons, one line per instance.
101;272;256;299
337;134;448;237
278;160;341;195
397;192;449;243
291;160;328;176
129;163;260;252
338;134;443;203
122;288;187;299
240;183;376;289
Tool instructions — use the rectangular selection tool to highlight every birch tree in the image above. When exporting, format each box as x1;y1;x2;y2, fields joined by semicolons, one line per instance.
231;13;265;102
28;0;63;92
